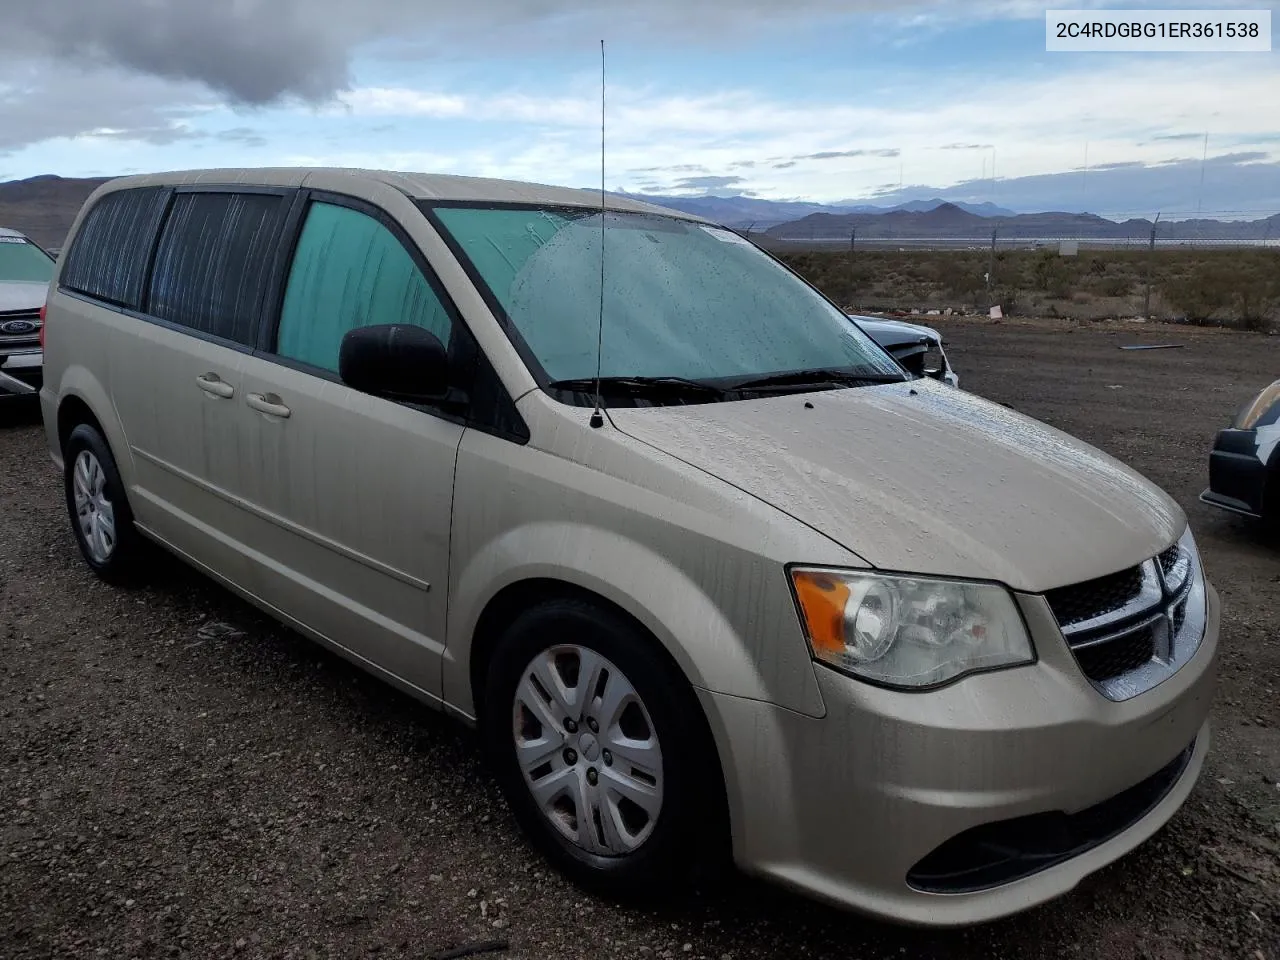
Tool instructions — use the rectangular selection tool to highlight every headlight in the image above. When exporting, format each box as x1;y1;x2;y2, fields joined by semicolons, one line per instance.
789;567;1035;689
1234;379;1280;430
1160;525;1199;596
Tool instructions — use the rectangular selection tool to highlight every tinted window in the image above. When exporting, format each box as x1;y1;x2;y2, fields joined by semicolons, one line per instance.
146;192;288;345
60;187;170;308
275;202;454;373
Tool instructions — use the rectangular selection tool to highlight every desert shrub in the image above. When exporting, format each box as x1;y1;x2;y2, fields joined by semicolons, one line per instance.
1099;276;1133;297
1030;249;1073;298
1162;252;1280;329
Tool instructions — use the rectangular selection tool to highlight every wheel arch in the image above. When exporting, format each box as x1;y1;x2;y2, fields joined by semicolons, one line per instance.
444;525;825;722
56;393;105;453
50;366;132;485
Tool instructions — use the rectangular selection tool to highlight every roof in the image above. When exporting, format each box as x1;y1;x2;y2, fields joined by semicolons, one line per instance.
0;226;28;239
91;167;709;222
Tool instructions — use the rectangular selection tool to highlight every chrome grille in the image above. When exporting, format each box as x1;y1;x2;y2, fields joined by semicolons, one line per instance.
1045;538;1205;701
0;309;42;347
1043;566;1145;629
1071;617;1160;682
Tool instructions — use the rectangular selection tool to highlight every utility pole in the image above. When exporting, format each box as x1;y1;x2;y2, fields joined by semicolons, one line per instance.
848;228;857;304
986;226;998;304
1143;212;1161;319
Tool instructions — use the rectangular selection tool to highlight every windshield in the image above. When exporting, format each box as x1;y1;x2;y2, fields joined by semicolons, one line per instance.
425;204;902;396
0;236;55;283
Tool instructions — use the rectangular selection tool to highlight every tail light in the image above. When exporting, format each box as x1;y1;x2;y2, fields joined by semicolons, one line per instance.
38;304;46;349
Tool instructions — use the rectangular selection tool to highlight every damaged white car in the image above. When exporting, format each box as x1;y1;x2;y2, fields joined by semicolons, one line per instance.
849;314;958;387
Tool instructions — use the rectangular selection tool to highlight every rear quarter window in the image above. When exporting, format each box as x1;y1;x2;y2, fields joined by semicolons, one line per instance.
60;187;170;308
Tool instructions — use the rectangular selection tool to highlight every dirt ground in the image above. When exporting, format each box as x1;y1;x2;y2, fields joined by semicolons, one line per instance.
2;317;1279;960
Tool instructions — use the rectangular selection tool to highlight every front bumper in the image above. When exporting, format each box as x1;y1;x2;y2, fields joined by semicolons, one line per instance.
0;349;43;396
698;583;1219;926
1200;426;1268;519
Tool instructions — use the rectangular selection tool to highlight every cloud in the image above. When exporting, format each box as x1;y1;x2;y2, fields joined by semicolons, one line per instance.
0;0;929;106
216;127;268;147
671;175;745;190
0;61;213;153
939;142;993;150
1150;132;1207;142
866;153;1280;218
793;148;899;160
630;164;709;174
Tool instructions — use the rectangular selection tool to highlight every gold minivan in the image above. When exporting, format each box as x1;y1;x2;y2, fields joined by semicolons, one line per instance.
40;168;1219;926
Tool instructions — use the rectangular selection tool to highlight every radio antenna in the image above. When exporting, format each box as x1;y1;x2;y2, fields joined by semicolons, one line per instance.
589;39;606;429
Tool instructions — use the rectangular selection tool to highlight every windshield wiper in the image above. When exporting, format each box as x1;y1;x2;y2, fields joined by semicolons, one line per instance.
545;375;728;400
725;368;907;392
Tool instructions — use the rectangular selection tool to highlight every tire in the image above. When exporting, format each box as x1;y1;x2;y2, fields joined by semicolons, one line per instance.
481;597;726;901
62;423;146;586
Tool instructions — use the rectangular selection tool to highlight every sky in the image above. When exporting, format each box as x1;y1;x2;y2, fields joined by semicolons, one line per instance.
1;0;1278;219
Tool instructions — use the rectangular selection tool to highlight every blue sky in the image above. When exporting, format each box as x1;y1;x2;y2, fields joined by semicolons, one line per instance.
1;0;1278;217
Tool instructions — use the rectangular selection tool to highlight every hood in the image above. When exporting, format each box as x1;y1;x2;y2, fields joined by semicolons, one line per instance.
0;281;48;314
607;379;1183;593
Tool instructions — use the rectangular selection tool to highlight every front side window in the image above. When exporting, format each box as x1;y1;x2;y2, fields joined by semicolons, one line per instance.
0;237;55;284
275;202;454;373
428;204;902;395
146;191;287;345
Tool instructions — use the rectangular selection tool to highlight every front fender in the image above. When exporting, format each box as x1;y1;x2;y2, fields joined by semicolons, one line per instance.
442;519;828;721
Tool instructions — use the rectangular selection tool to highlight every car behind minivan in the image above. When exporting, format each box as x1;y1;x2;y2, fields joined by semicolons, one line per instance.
40;168;1218;927
0;225;54;397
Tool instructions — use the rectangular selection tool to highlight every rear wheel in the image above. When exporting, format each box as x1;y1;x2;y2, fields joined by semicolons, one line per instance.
63;423;146;585
481;598;724;901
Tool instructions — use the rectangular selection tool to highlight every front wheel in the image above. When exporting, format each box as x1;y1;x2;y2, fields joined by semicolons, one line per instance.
482;598;725;900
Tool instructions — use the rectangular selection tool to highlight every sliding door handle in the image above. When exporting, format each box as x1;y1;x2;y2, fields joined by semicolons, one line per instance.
196;373;234;399
246;392;291;419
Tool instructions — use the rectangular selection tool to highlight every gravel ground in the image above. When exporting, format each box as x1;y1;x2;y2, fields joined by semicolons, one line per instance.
2;317;1279;960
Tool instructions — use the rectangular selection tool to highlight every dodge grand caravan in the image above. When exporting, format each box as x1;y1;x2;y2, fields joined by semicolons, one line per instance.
40;168;1218;926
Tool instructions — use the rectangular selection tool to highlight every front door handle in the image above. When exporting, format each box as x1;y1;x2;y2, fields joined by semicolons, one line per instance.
196;372;234;399
246;392;291;419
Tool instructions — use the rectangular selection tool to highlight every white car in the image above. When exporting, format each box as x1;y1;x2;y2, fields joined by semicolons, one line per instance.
850;314;959;387
0;226;53;397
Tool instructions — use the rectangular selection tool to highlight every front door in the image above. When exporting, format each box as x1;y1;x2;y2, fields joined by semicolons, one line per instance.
233;195;465;700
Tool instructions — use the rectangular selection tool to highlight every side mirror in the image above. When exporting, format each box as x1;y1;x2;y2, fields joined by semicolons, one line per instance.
338;324;450;401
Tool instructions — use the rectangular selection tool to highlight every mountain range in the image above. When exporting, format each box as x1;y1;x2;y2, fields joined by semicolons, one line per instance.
2;174;1276;250
611;191;1015;227
762;202;1280;242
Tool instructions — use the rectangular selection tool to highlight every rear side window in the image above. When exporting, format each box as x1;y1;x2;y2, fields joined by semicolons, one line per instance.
274;201;454;373
60;187;169;308
146;192;288;345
